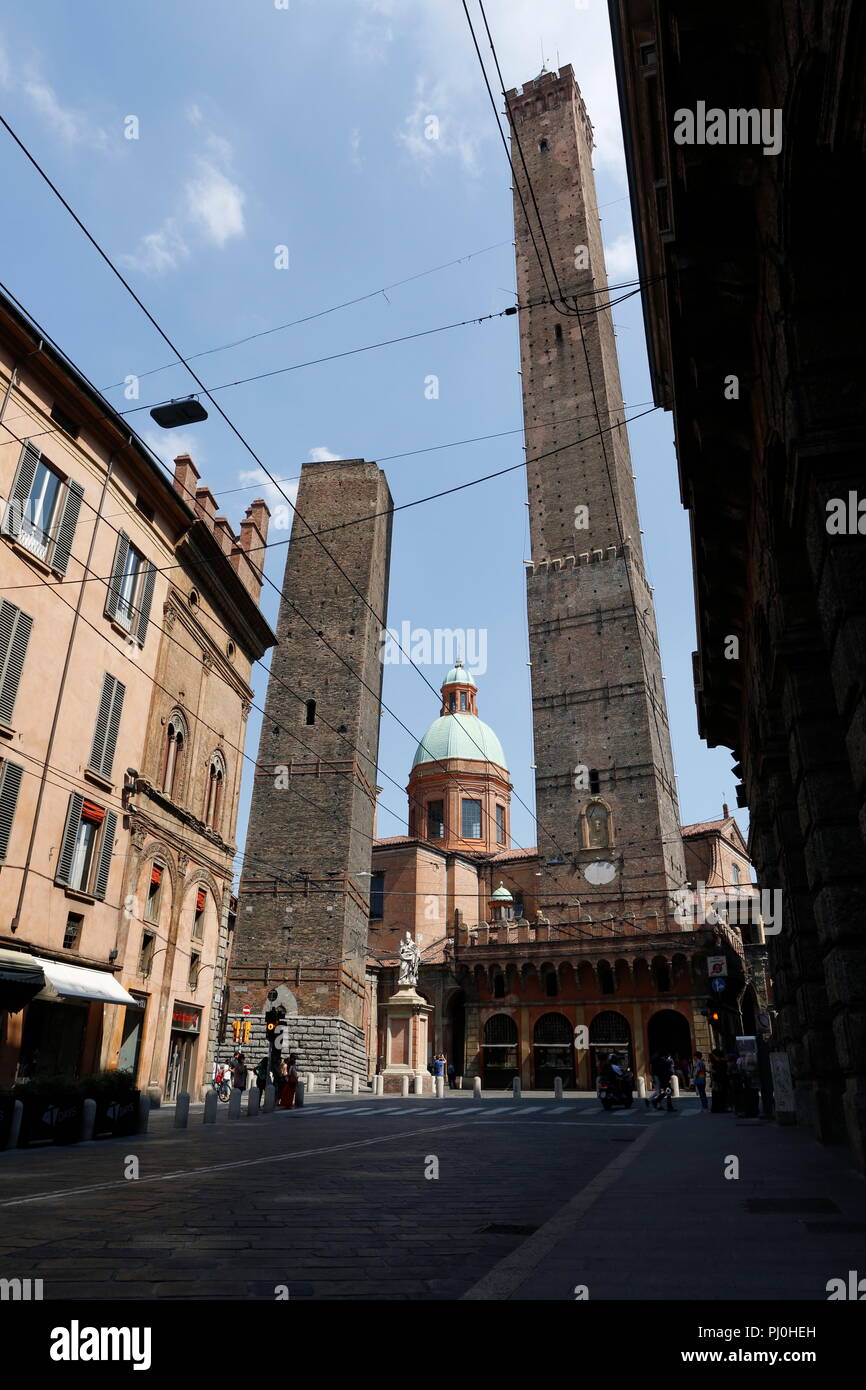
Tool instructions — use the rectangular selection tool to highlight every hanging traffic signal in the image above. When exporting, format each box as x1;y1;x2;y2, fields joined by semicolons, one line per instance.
706;1000;721;1025
265;1008;279;1035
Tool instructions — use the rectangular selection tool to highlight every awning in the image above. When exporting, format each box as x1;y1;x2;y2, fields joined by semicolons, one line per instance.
32;959;142;1008
0;948;46;1013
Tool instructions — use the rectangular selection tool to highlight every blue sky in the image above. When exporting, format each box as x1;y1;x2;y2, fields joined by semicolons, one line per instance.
0;0;742;873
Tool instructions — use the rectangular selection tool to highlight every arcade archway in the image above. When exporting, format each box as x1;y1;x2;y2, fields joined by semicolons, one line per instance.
532;1012;575;1090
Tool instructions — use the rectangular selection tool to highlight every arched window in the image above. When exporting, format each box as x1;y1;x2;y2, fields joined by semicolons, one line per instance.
584;800;611;849
204;751;226;832
162;710;187;799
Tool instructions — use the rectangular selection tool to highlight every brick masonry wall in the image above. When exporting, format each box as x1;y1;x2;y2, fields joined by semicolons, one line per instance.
229;460;392;1066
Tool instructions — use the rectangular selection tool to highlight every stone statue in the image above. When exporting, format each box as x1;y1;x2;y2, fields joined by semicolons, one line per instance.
397;931;421;987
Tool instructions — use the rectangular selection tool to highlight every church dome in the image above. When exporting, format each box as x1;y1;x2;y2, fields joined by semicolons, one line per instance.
411;713;507;770
442;661;477;690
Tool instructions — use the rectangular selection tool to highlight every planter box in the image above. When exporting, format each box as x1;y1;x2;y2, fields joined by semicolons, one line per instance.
93;1091;139;1139
18;1095;84;1147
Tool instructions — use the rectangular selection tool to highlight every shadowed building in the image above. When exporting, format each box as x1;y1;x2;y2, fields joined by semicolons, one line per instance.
609;0;866;1165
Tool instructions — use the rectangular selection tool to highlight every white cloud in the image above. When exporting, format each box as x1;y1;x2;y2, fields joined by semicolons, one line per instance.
237;467;297;511
22;74;109;150
141;428;205;468
603;233;637;281
398;77;481;176
120;116;246;274
121;219;189;275
186;162;245;247
349;127;363;168
307;446;342;463
0;38;10;88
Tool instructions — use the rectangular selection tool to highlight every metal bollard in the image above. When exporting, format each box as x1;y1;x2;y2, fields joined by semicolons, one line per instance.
352;1075;359;1096
228;1088;242;1121
329;1073;337;1095
175;1092;191;1128
247;1087;260;1116
263;1083;276;1113
295;1080;305;1108
554;1077;563;1101
136;1094;150;1134
512;1077;521;1099
81;1098;96;1142
401;1075;410;1097
473;1077;482;1101
204;1091;218;1124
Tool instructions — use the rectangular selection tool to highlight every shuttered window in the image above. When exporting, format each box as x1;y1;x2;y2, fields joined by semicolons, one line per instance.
1;443;83;574
88;673;125;780
105;531;156;645
0;600;33;727
0;759;24;862
55;792;116;898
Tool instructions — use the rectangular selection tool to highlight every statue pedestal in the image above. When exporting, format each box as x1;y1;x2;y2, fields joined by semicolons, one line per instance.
380;985;432;1094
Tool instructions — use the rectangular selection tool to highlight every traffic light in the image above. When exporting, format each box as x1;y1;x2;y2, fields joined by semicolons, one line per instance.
705;1000;721;1026
265;1008;279;1036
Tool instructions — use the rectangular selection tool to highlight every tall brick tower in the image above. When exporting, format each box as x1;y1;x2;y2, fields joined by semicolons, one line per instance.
228;459;392;1080
506;66;687;929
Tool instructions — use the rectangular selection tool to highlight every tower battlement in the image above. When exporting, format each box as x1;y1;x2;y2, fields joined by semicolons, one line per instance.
505;63;593;147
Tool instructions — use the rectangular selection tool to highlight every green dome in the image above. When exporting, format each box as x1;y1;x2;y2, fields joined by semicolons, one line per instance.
491;881;513;901
411;713;507;771
442;662;477;689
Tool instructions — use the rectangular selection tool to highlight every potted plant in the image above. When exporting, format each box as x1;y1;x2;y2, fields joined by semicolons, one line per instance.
83;1070;139;1139
14;1075;84;1147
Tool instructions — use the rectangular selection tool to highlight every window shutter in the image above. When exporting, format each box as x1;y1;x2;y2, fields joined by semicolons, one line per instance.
93;810;116;900
55;792;84;886
2;443;41;540
0;601;33;727
88;673;125;779
105;531;130;622
51;479;84;576
134;561;156;645
0;759;24;862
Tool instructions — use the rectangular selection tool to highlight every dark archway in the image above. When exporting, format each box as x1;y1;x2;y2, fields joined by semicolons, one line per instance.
482;1013;518;1090
532;1012;575;1090
588;1009;632;1085
647;1009;692;1073
445;989;466;1075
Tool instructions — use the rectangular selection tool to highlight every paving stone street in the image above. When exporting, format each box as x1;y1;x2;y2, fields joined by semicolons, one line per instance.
2;1094;864;1302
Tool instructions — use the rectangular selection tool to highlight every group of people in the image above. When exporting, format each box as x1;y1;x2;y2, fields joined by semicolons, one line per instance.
647;1048;756;1113
428;1053;457;1088
214;1050;300;1108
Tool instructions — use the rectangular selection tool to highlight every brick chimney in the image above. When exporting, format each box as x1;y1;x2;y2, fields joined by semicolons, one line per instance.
173;454;200;507
194;485;218;532
213;515;236;555
230;499;270;601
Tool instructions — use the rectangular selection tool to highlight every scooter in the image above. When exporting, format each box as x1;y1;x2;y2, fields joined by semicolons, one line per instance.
597;1069;635;1111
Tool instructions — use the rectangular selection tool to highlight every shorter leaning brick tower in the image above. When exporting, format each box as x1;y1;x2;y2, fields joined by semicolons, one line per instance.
226;458;392;1081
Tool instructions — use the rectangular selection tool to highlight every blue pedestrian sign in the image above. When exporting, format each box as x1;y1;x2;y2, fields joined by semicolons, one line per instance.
711;977;726;993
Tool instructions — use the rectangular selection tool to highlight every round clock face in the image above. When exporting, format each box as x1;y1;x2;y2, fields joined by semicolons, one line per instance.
583;860;617;885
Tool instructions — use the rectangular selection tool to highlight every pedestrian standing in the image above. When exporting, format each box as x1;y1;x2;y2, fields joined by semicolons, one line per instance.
279;1053;299;1109
232;1052;248;1092
447;1061;457;1089
691;1051;708;1109
255;1056;269;1097
709;1048;729;1112
432;1053;446;1088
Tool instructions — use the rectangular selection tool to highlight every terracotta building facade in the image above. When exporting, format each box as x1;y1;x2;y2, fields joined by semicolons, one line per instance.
0;287;274;1102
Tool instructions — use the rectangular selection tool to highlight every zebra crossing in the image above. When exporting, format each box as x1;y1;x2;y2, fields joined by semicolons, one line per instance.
293;1100;644;1121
